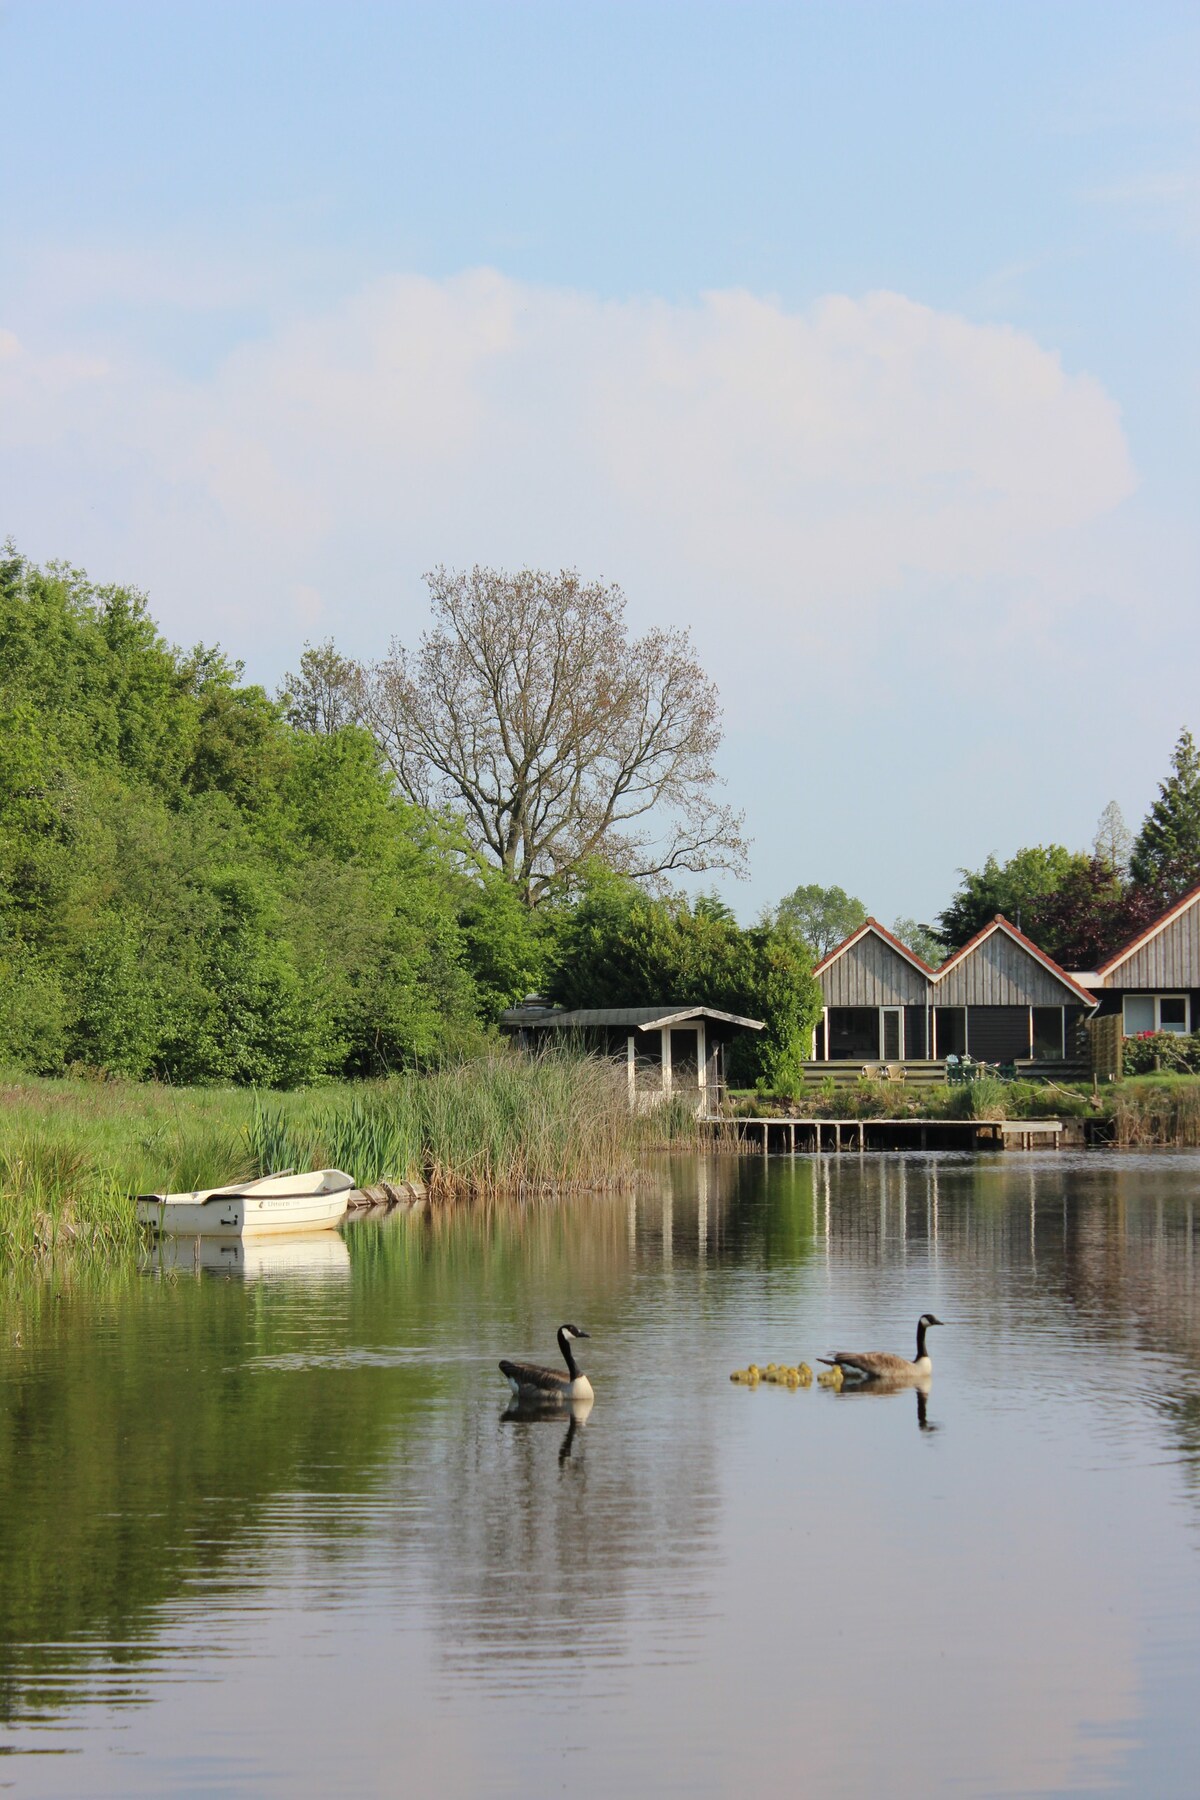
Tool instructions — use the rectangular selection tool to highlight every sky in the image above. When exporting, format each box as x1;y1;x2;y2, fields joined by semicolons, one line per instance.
2;0;1197;925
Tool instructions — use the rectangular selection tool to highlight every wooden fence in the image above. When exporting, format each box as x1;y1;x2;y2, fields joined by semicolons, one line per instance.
1088;1013;1123;1082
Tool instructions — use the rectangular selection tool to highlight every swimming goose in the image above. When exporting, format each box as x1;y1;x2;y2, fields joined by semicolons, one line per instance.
500;1324;593;1402
818;1312;944;1384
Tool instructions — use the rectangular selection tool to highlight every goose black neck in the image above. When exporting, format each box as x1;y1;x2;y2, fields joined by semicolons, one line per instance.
558;1328;579;1380
916;1319;928;1360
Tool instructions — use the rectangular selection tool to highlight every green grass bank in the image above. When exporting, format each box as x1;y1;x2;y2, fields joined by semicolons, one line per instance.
736;1072;1200;1144
0;1053;701;1267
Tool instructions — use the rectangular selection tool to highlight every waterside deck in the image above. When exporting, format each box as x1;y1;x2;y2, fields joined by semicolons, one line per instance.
707;1116;1075;1153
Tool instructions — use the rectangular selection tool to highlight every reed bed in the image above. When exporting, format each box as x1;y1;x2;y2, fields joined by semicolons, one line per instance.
0;1052;700;1262
0;1136;142;1265
1110;1077;1200;1148
250;1052;701;1197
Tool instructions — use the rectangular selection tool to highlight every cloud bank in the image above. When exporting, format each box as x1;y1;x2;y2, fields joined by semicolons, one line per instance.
0;268;1136;665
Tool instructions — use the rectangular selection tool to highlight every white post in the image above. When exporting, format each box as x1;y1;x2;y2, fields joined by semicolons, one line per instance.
662;1026;672;1097
627;1034;636;1105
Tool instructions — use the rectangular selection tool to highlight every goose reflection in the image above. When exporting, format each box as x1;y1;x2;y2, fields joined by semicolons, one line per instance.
501;1393;594;1461
834;1377;939;1432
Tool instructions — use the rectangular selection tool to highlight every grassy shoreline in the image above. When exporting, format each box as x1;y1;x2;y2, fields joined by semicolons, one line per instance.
737;1072;1200;1144
0;1054;700;1267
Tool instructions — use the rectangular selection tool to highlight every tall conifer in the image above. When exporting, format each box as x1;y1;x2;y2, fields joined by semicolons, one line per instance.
1129;729;1200;897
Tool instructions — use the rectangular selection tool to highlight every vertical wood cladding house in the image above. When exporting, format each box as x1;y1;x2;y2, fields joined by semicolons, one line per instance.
811;916;1095;1066
1074;881;1200;1037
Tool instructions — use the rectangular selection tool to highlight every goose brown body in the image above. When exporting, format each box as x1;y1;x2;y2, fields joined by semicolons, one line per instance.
819;1313;944;1384
500;1324;593;1402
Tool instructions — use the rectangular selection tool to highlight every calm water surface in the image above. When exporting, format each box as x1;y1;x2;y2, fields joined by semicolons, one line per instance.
3;1152;1200;1798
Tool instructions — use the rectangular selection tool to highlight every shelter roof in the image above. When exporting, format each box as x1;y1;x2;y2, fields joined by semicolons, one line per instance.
498;1003;764;1032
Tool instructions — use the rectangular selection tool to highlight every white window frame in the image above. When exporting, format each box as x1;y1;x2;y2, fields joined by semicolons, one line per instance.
880;1006;903;1061
1122;994;1191;1036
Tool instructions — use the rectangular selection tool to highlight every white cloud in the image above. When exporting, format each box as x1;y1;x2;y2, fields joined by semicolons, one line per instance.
0;268;1137;659
3;267;1183;915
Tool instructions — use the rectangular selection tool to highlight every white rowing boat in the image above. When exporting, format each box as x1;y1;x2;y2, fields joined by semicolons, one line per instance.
136;1168;355;1237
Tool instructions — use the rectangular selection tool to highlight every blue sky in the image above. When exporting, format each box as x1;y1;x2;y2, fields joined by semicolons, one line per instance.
2;1;1197;924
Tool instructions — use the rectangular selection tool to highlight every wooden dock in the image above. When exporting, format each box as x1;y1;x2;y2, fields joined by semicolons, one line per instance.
705;1116;1070;1153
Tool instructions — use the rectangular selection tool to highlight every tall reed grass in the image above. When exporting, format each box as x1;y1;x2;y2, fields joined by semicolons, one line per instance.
1110;1076;1200;1147
249;1052;700;1197
0;1051;699;1263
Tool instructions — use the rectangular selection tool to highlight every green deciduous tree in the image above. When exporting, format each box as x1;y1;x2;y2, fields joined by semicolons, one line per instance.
776;884;867;960
936;845;1089;950
890;917;946;968
547;869;821;1092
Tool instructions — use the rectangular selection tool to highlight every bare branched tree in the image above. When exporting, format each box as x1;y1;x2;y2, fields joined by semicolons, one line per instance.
1093;799;1132;877
362;566;747;903
280;640;366;734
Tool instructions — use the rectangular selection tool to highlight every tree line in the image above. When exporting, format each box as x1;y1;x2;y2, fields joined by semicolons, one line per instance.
0;549;817;1087
6;543;1194;1090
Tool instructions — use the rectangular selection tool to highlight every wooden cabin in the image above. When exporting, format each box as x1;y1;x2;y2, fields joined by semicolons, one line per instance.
810;916;1094;1075
811;920;933;1062
499;999;765;1113
1074;881;1200;1041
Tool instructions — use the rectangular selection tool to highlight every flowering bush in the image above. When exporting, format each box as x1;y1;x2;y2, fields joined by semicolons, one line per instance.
1122;1031;1200;1076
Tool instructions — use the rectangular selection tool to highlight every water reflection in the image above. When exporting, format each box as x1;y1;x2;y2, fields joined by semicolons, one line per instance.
501;1395;593;1463
3;1153;1200;1796
141;1229;352;1282
835;1379;938;1432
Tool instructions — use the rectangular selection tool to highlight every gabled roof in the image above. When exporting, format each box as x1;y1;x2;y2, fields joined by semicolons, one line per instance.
1093;879;1200;979
932;915;1098;1005
499;1004;764;1032
811;917;935;978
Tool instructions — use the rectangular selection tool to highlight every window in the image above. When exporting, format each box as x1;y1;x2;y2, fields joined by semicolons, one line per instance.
829;1008;880;1059
1031;1007;1064;1060
934;1007;966;1058
1123;995;1190;1036
1160;997;1188;1033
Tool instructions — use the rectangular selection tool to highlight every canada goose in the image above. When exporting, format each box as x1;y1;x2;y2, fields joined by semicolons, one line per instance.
499;1324;593;1402
819;1312;944;1384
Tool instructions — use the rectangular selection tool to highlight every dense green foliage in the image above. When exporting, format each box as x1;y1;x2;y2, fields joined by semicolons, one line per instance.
936;844;1091;950
1120;1030;1200;1077
0;549;538;1080
548;867;822;1092
0;549;812;1087
936;751;1200;968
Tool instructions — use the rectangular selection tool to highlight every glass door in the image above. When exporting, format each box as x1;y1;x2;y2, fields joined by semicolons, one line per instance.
882;1008;902;1061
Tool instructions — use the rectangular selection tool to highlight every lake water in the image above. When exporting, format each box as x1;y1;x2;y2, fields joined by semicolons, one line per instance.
3;1152;1200;1798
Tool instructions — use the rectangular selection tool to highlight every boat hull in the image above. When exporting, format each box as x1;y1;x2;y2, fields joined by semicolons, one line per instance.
136;1170;355;1237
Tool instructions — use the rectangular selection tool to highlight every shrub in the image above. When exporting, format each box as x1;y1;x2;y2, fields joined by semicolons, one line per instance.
1120;1031;1200;1077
